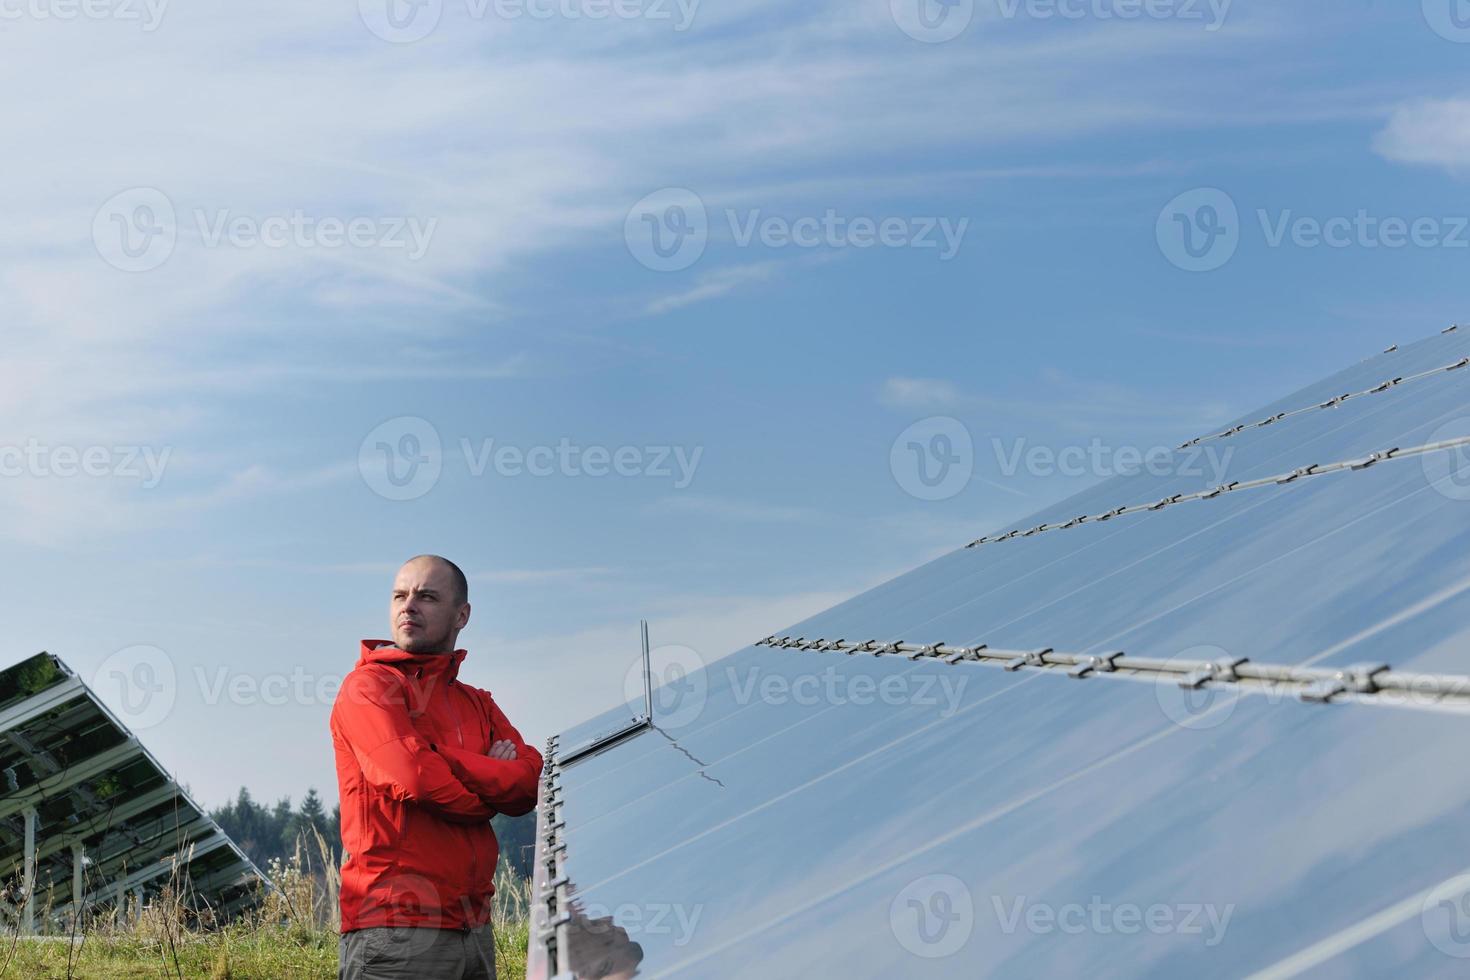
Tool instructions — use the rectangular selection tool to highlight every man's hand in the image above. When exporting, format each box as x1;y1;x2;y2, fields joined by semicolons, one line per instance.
488;739;518;760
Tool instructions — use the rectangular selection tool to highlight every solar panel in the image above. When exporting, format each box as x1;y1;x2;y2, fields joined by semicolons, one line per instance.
0;652;265;932
528;325;1470;978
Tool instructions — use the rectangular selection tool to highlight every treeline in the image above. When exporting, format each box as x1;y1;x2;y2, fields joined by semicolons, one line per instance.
209;788;536;879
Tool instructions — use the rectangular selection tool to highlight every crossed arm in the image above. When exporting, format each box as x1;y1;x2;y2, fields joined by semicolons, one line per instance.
332;669;542;822
438;697;543;817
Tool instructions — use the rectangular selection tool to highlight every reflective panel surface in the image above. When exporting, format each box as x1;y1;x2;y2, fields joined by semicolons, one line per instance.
539;330;1470;978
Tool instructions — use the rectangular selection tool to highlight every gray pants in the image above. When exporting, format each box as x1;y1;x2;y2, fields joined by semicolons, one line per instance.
339;924;497;980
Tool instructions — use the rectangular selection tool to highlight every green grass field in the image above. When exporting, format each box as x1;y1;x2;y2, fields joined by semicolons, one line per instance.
1;832;531;979
0;920;528;979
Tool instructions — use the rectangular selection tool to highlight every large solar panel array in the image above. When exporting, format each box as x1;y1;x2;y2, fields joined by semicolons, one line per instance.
529;325;1470;978
0;652;264;932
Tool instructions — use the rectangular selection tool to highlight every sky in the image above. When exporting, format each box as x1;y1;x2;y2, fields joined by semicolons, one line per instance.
2;0;1470;811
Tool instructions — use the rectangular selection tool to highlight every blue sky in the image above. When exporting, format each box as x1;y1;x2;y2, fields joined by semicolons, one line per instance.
3;0;1470;809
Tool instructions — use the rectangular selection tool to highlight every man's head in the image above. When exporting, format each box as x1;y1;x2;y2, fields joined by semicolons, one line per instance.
389;555;470;654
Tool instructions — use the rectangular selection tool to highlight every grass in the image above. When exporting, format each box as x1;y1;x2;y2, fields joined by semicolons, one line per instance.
0;830;531;979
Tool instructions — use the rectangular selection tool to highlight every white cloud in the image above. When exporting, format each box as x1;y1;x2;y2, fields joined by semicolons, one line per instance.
1374;99;1470;171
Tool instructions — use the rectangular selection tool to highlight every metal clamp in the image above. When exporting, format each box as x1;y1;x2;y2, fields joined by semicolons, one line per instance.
1276;465;1319;485
1451;357;1470;371
1350;448;1399;470
943;644;987;665
1318;394;1349;409
1069;651;1123;679
1301;663;1389;704
1369;377;1403;393
1259;412;1287;426
1179;657;1249;690
908;642;943;661
1201;482;1239;499
1004;648;1053;672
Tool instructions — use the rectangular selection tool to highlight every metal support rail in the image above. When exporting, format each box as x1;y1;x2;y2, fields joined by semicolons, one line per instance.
1179;329;1466;449
755;635;1470;709
966;434;1470;549
528;735;575;980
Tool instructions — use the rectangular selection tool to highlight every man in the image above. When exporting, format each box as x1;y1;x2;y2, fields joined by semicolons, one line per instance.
332;555;543;980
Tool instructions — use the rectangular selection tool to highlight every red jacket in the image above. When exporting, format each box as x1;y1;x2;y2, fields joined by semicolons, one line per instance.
331;640;543;933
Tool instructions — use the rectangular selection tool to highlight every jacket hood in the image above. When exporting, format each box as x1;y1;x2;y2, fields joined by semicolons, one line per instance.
357;640;468;684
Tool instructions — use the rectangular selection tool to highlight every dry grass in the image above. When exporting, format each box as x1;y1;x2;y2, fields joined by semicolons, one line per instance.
0;829;531;979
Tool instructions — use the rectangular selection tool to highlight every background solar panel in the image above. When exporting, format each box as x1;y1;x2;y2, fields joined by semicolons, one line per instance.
0;652;264;931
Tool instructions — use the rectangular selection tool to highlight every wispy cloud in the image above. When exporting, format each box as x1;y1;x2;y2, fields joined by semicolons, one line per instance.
644;261;786;315
652;494;818;523
879;377;972;412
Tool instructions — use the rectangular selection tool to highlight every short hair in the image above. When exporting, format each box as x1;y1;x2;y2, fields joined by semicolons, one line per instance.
406;554;469;606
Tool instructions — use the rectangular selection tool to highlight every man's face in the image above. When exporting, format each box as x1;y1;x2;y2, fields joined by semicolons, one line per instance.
389;559;469;653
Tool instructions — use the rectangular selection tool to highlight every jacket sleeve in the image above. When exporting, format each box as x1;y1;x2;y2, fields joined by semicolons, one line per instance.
438;695;544;817
332;667;495;825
